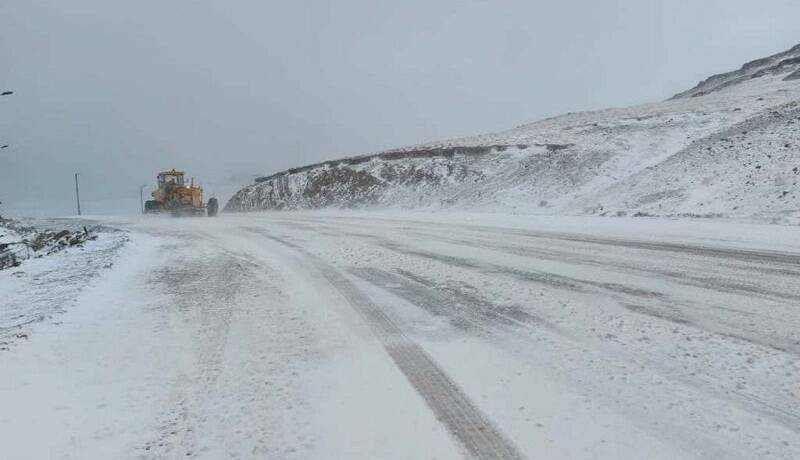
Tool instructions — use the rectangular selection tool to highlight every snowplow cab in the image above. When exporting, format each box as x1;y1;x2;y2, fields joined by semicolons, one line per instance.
144;169;218;217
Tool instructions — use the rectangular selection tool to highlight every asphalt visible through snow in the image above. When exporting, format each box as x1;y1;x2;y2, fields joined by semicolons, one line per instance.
2;211;799;459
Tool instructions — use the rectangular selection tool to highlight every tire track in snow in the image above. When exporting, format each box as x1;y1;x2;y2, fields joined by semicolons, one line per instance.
141;231;254;458
394;227;800;303
351;266;556;334
281;214;800;268
249;229;524;460
373;232;800;356
377;240;664;300
349;265;800;457
244;216;800;457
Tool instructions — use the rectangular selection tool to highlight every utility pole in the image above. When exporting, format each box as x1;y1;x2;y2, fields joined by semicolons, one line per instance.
139;184;147;214
1;91;11;151
74;173;82;216
1;91;11;211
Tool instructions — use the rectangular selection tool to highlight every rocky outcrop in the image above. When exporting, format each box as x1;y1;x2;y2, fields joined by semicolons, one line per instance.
225;145;519;211
225;146;513;211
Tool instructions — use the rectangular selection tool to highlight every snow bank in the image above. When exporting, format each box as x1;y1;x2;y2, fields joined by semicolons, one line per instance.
0;219;128;350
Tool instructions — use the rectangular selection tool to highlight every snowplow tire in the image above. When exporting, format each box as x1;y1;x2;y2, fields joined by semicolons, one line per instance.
207;198;219;217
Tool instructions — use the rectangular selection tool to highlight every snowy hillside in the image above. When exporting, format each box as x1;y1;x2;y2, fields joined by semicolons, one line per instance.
226;44;800;222
672;43;800;99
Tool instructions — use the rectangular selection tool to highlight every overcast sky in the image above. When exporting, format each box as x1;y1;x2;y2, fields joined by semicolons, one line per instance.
1;0;799;215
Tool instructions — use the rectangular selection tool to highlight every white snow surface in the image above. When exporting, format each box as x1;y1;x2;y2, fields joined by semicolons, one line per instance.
227;48;800;223
2;211;799;459
0;226;22;246
0;220;128;350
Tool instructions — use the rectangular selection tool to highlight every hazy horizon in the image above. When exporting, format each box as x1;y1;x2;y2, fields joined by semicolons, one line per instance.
1;0;799;216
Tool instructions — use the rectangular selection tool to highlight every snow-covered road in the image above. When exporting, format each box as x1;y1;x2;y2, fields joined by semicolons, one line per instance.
2;212;800;459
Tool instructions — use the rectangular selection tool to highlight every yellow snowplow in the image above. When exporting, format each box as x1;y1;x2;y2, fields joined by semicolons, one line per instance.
144;169;218;217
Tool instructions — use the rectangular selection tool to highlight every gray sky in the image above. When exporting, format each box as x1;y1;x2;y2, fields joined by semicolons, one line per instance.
1;0;799;216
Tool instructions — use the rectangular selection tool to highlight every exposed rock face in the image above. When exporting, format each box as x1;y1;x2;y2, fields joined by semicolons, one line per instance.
225;146;509;211
225;146;511;211
227;43;800;222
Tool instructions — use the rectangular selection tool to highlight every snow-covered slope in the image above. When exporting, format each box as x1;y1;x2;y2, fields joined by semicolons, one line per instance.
226;44;800;222
672;44;800;99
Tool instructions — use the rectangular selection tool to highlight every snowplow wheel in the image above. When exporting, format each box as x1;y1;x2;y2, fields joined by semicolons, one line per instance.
207;198;219;217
